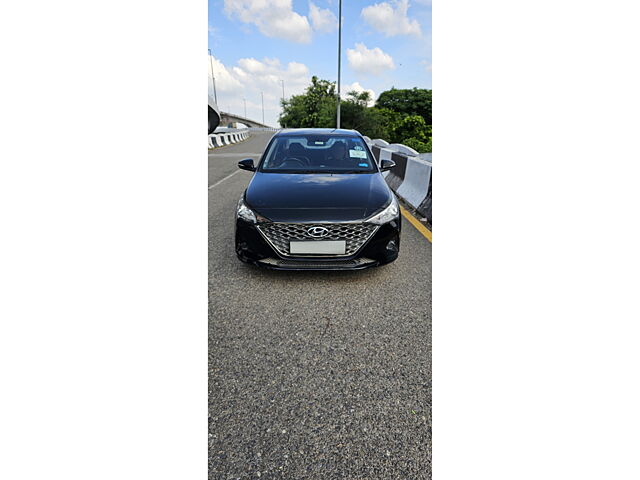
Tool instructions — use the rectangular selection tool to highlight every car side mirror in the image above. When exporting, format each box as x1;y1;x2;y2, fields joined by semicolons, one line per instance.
238;159;256;171
380;159;396;172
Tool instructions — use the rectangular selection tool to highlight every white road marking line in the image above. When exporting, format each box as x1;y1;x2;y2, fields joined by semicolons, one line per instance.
208;170;240;189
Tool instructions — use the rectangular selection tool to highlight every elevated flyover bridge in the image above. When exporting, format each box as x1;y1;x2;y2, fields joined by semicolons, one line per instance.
218;111;273;129
208;95;273;137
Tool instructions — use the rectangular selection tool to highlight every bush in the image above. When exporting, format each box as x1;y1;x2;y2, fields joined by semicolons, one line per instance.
391;115;429;143
376;87;432;126
402;137;432;153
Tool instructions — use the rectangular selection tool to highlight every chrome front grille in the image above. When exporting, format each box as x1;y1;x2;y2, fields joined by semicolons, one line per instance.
257;222;378;257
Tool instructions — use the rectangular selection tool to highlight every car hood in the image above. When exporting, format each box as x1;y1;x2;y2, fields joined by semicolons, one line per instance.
245;172;392;222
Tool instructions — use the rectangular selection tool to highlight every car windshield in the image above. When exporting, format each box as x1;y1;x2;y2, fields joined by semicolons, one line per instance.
259;134;377;173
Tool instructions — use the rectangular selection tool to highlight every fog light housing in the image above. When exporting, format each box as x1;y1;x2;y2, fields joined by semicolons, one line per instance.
386;238;399;254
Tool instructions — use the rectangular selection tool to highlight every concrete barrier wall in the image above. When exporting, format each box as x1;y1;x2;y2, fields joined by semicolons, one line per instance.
367;139;432;225
208;127;279;149
209;130;251;149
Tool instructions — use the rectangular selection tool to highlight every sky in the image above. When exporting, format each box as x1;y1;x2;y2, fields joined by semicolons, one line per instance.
208;0;431;127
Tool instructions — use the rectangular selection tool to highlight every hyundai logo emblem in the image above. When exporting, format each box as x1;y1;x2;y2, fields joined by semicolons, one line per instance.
306;226;330;238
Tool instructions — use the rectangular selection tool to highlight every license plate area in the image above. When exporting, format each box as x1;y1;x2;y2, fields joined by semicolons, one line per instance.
289;240;346;255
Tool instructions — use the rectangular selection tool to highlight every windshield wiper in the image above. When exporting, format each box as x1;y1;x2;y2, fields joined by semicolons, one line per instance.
263;169;371;174
282;170;333;174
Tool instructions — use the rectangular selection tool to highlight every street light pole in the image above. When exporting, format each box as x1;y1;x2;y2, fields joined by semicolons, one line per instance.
336;0;342;129
208;52;214;94
280;80;286;127
243;98;247;118
208;49;218;104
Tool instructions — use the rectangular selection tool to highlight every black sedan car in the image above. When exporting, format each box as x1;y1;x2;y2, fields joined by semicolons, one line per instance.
235;129;401;270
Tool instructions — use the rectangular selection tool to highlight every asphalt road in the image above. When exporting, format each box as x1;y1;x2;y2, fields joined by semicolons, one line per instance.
209;132;432;479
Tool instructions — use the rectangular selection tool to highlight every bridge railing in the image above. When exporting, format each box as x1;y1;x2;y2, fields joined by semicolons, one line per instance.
209;130;251;149
246;127;280;132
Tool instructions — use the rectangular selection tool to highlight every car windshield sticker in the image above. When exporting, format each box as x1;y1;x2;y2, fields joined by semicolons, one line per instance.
349;149;367;159
358;162;368;167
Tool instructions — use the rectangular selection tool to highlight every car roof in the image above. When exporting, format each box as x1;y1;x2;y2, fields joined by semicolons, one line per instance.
275;128;362;137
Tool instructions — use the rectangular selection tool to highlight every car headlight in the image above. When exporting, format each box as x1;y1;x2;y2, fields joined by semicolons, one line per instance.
367;197;399;225
236;196;257;223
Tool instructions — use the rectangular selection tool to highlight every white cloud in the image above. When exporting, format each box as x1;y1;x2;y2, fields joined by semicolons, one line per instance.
342;82;376;106
224;0;313;44
361;0;421;37
346;43;395;76
309;1;338;33
208;54;311;126
207;56;243;94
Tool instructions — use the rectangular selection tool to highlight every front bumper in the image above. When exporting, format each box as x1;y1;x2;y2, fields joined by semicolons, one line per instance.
235;217;401;270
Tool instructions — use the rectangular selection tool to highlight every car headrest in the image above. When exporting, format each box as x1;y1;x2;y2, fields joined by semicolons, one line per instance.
332;141;346;152
288;143;306;156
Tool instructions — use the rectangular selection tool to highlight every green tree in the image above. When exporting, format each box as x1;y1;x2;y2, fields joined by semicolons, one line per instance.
359;107;394;140
393;115;428;141
376;87;432;126
337;91;377;137
279;78;432;151
372;107;404;141
278;95;306;128
345;90;371;107
279;76;336;128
